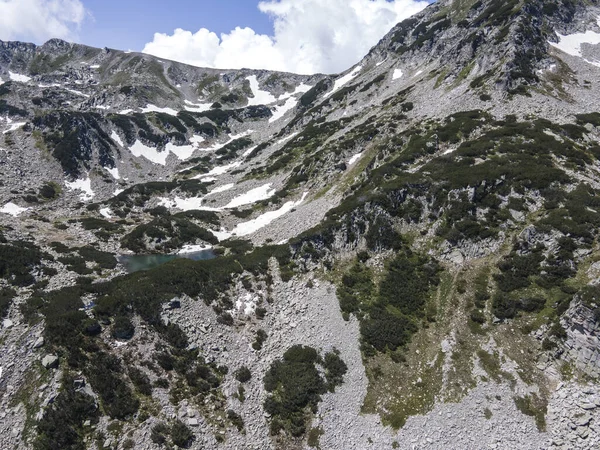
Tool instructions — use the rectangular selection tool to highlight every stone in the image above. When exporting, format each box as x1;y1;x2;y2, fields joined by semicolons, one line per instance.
187;418;199;427
2;319;13;329
574;413;591;427
41;355;59;369
578;402;596;410
33;336;44;349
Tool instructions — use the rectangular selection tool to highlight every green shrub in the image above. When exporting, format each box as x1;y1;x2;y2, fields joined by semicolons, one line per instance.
234;366;252;383
170;420;194;448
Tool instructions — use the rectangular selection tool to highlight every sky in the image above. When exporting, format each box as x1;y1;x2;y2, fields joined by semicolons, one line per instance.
0;0;432;74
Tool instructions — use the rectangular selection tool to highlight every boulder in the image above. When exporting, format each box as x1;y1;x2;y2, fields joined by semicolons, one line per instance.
41;354;59;369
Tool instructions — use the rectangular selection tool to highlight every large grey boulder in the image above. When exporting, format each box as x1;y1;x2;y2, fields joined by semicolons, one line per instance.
41;355;59;369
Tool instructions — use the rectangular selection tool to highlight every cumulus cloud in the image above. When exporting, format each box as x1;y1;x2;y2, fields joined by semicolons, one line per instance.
0;0;86;43
143;0;428;75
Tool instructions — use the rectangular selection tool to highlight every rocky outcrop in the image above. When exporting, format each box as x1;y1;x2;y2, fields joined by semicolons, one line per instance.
561;300;600;377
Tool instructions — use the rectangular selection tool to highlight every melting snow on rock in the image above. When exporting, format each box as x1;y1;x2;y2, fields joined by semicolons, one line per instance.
8;72;31;83
324;66;362;98
0;202;29;216
111;131;124;147
212;192;309;239
142;104;179;115
65;177;95;201
393;69;404;80
130;140;169;165
348;153;363;165
246;75;277;105
224;184;276;209
549;17;600;65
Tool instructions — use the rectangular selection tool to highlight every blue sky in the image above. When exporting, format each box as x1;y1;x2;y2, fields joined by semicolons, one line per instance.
81;0;273;51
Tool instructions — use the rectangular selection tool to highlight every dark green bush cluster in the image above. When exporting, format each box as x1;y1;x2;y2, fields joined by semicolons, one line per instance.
34;376;99;450
214;137;253;161
33;111;115;177
263;345;346;437
234;366;252;383
86;352;140;419
151;420;194;448
0;287;16;319
0;240;50;286
335;245;439;354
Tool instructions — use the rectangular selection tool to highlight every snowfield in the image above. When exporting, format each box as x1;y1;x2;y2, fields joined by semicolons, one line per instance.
393;68;404;80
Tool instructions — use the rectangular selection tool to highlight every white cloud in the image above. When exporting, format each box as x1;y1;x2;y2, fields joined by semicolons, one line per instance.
143;0;428;75
0;0;86;43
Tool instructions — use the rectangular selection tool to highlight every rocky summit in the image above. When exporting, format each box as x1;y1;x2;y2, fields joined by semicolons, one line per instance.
2;0;600;448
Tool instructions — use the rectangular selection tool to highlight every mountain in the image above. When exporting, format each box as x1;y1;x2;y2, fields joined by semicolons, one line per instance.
2;0;600;449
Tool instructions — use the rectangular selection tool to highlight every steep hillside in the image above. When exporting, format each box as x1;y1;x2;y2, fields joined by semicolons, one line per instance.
2;0;600;449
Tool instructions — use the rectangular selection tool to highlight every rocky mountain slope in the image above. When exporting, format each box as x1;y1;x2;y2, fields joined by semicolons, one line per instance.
2;0;600;449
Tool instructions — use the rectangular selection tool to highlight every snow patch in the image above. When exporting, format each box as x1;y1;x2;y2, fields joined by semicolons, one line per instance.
393;68;404;80
65;88;89;98
231;192;308;237
348;153;363;165
89;64;100;69
0;202;28;216
269;96;297;123
160;196;214;212
177;244;212;254
65;177;95;201
324;66;362;99
95;105;110;110
184;100;212;113
106;166;120;179
246;75;277;105
207;183;234;195
9;72;31;83
224;184;276;209
3;122;26;134
195;161;242;178
130;140;169;165
119;109;133;115
99;207;113;218
210;228;233;241
111;131;124;147
549;18;600;58
142;104;178;115
166;143;196;160
190;135;206;145
276;132;299;145
234;293;258;315
242;145;258;157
